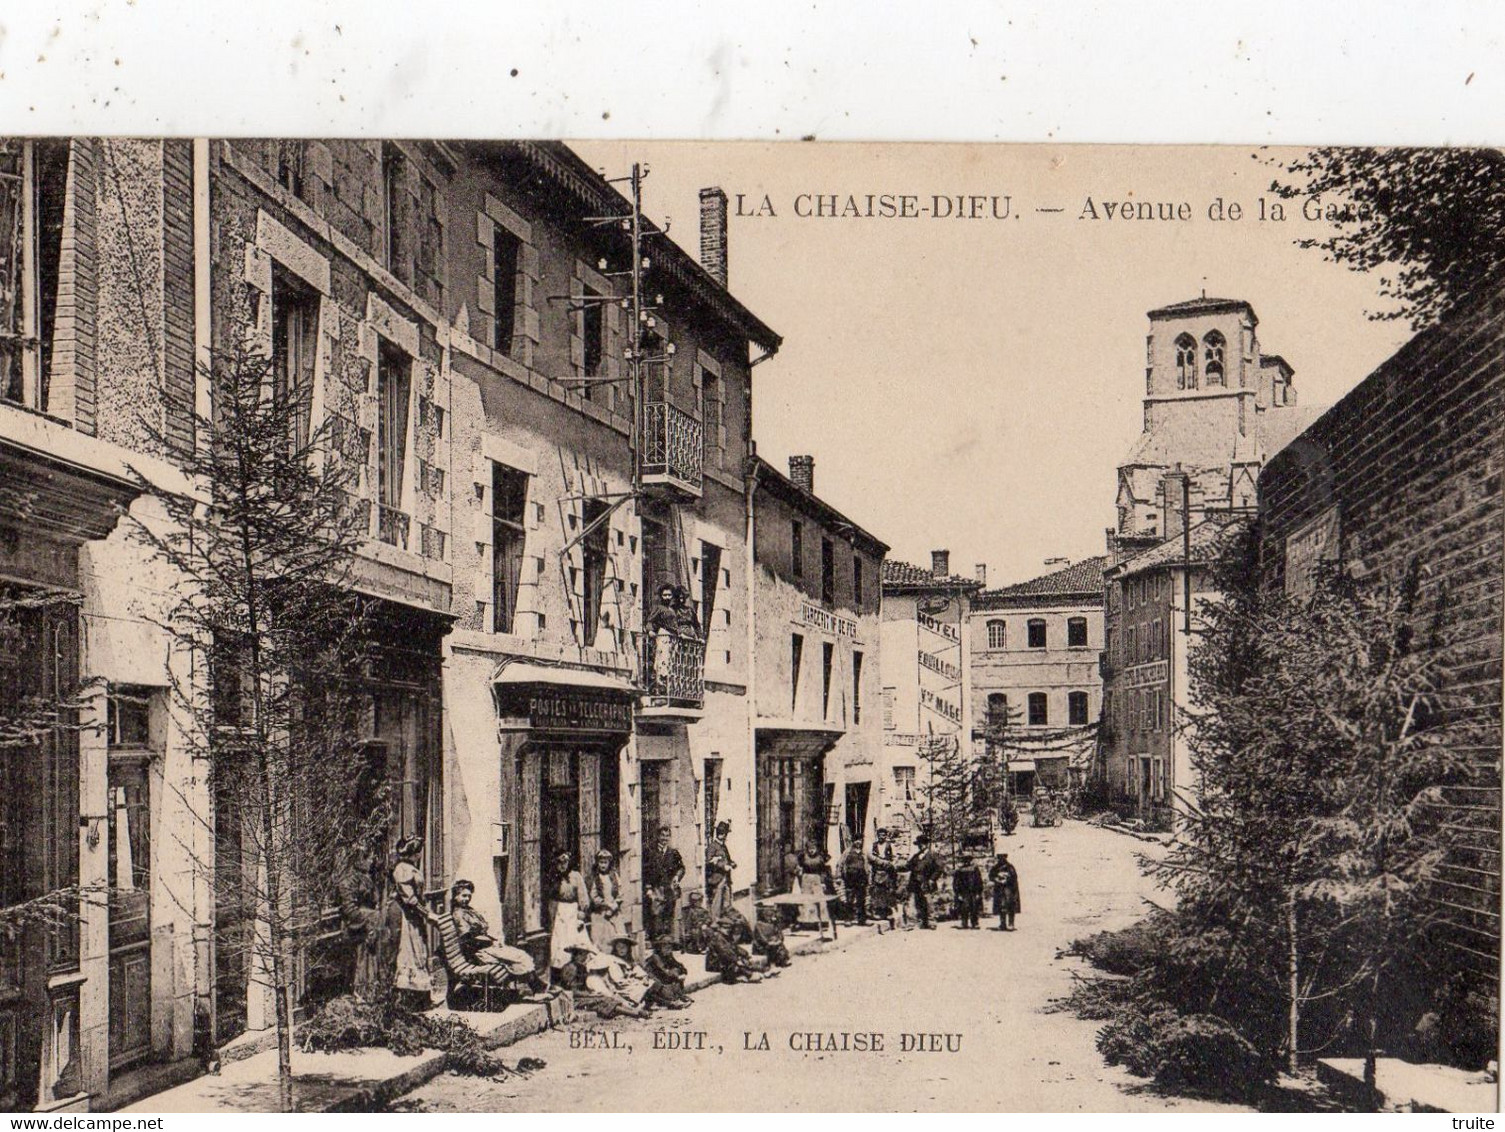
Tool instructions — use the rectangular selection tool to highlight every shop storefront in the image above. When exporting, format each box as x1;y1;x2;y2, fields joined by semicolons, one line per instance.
492;668;634;957
754;729;840;895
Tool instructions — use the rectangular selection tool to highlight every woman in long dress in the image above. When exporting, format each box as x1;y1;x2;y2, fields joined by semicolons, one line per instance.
548;850;595;972
390;836;436;1002
586;848;626;950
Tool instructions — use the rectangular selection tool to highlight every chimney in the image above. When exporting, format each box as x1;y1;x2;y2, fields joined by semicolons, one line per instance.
788;455;814;494
699;187;729;286
931;549;950;579
975;563;987;586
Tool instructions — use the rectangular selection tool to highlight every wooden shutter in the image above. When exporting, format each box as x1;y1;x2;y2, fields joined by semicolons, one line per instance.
519;750;542;934
578;751;600;862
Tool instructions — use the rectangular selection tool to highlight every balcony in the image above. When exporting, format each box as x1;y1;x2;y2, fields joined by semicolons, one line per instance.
641;401;702;498
639;631;705;715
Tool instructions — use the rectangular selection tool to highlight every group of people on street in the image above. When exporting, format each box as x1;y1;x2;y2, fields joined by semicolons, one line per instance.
824;829;1022;933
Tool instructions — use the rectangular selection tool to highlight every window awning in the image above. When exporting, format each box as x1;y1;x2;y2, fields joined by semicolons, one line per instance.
490;661;635;695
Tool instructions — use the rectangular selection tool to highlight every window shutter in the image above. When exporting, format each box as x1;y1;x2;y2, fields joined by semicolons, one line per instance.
579;751;601;863
520;752;542;933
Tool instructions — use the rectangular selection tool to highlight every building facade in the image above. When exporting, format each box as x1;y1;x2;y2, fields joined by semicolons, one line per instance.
0;138;782;1111
749;454;887;890
1102;297;1319;821
968;557;1106;797
1257;278;1504;989
878;552;981;847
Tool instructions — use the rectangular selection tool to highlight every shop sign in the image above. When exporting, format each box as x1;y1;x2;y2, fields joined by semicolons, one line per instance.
800;600;858;639
522;690;633;734
917;610;959;642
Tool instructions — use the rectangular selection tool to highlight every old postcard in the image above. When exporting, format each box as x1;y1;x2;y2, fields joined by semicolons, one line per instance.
0;137;1499;1117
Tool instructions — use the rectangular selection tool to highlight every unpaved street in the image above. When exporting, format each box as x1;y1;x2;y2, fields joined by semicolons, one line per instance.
397;822;1249;1112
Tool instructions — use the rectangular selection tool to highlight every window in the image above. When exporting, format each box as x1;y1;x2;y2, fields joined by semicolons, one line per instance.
699;540;722;650
821;641;834;718
1067;616;1088;648
821;537;835;605
580;498;609;646
1027;692;1048;726
270;267;318;454
415;171;442;301
700;364;724;469
852;651;863;725
0;140;69;412
987;619;1007;650
791;521;803;579
1068;691;1089;726
376;339;412;548
881;686;895;730
790;634;804;714
108;690;153;748
581;286;604;380
1174;332;1197;390
1027;618;1047;649
986;692;1008;729
275;140;304;199
894;765;916;802
1126;625;1137;663
1203;330;1226;386
853;554;864;606
1150;618;1163;659
492;226;521;355
381;142;404;275
491;464;528;633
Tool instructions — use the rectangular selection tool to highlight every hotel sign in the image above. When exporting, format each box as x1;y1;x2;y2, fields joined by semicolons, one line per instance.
800;601;858;639
920;686;962;725
1124;660;1168;689
917;610;959;642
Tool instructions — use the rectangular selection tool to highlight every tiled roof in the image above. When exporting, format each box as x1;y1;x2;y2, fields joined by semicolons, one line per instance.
881;559;983;591
1146;297;1256;323
974;556;1108;610
1107;517;1250;579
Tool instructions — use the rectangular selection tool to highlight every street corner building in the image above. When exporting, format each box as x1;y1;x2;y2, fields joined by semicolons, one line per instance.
968;556;1106;800
878;552;984;850
748;454;888;892
0;139;805;1111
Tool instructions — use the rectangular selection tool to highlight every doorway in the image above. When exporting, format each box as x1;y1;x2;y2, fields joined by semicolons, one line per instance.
106;757;151;1070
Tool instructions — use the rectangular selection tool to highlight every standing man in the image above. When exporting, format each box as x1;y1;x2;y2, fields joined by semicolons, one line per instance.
991;852;1021;931
906;834;941;930
643;825;686;942
952;855;984;929
706;819;735;920
867;828;899;929
839;835;869;925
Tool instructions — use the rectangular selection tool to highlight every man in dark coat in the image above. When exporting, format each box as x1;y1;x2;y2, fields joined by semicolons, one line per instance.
906;835;943;929
642;825;686;941
705;820;735;920
839;836;869;925
990;853;1021;931
953;855;985;929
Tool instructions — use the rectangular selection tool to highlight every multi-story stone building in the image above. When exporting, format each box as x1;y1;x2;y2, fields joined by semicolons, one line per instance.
0;139;202;1111
1102;297;1319;820
878;552;982;846
968;557;1106;797
1258;278;1503;992
0;138;781;1111
749;454;887;890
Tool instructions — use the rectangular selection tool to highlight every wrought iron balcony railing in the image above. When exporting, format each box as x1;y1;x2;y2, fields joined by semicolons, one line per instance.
640;631;705;710
641;400;703;496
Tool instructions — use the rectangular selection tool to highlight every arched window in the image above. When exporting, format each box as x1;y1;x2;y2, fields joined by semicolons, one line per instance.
1174;333;1197;390
986;619;1006;650
1203;330;1226;386
987;692;1009;729
1068;691;1090;726
1027;692;1048;726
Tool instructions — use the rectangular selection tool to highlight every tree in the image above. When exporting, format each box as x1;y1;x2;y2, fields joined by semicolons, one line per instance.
1157;528;1470;1087
128;325;386;1111
1268;147;1505;329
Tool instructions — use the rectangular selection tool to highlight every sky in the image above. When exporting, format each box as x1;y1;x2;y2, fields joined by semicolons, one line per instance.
571;142;1415;589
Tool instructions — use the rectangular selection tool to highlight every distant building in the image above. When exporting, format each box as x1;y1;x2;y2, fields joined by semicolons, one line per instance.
968;557;1107;797
879;552;983;845
1104;297;1321;821
1258;279;1504;989
749;454;888;890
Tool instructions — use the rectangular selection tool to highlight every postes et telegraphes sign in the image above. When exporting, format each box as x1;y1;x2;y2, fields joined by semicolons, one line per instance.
496;687;634;733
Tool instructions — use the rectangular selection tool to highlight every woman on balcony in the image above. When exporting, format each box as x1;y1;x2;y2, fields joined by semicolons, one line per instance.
647;585;679;694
